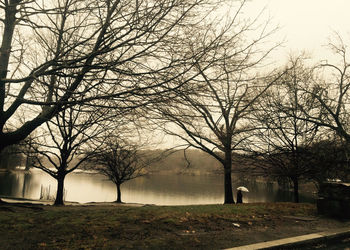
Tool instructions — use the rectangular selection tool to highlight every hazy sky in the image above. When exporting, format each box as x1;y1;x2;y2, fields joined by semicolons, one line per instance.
243;0;349;61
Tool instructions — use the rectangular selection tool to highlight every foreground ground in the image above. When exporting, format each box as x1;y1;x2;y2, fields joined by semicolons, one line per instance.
0;202;349;249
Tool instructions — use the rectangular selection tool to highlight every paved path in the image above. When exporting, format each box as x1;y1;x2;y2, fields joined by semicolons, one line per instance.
225;227;350;249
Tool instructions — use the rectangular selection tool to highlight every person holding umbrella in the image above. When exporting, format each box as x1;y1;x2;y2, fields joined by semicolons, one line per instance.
236;186;249;203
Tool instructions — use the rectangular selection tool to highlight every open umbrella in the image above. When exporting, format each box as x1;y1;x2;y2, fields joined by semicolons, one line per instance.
236;186;249;192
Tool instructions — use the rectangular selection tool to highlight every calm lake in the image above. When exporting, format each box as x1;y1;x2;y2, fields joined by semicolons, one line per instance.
0;169;316;205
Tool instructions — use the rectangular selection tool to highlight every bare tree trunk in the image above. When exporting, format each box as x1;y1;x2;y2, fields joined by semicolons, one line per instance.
54;174;65;206
0;2;18;160
115;183;122;203
224;151;235;204
0;1;18;118
25;156;31;171
21;173;30;198
292;177;299;203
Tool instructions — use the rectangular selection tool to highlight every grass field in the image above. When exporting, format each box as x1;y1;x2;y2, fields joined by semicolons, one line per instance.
0;202;349;249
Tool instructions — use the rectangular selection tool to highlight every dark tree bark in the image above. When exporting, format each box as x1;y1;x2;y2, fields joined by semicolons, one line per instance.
54;173;66;206
292;177;299;203
224;167;234;204
115;183;122;203
0;1;18;119
25;156;31;171
224;151;235;204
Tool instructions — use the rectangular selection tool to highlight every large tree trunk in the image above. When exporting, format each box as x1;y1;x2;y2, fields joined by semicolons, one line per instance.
0;2;17;114
292;177;299;203
223;150;235;204
0;2;18;155
54;174;66;206
115;183;122;203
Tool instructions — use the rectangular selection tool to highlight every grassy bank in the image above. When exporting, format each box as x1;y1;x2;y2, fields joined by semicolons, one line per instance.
0;202;349;249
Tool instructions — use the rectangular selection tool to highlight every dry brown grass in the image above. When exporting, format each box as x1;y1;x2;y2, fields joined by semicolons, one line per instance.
0;202;349;249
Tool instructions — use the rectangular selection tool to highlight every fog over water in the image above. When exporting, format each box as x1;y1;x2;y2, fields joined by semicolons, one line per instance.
0;169;315;205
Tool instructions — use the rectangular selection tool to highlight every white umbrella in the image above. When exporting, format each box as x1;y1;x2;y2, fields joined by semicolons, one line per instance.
236;186;249;192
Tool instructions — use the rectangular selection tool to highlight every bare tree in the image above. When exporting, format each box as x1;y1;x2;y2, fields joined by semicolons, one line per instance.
307;135;349;186
20;132;38;171
152;1;284;204
0;0;222;153
88;137;156;203
25;104;109;205
298;35;350;145
251;56;319;202
0;142;23;170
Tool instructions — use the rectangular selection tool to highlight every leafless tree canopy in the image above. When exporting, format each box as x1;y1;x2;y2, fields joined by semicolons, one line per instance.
88;137;154;203
0;0;222;151
24;104;110;205
151;1;284;203
296;35;350;143
250;56;319;202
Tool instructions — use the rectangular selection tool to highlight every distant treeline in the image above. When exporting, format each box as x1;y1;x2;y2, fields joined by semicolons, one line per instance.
146;149;222;175
0;144;24;170
0;147;223;175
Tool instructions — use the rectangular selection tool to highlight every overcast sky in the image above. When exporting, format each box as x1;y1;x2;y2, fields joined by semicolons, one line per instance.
166;1;349;148
243;0;349;62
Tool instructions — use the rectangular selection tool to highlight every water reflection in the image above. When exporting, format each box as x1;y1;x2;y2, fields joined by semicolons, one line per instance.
0;169;315;205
